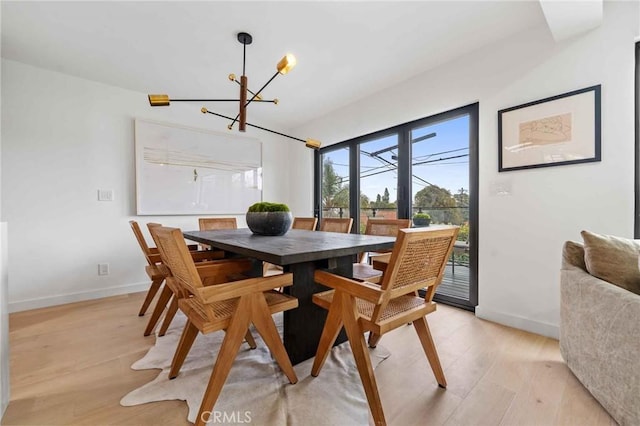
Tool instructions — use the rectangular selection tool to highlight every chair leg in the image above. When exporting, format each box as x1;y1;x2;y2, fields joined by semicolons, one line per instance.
251;294;297;384
144;284;171;336
368;332;382;348
223;328;256;349
244;330;257;349
169;320;199;379
139;277;163;316
195;297;252;426
341;293;386;426
311;294;344;377
413;316;447;388
158;295;179;337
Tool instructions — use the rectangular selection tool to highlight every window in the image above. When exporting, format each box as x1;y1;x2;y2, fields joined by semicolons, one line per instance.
315;104;478;310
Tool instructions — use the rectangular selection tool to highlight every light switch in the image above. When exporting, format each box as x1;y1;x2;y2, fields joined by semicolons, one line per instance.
98;189;114;201
490;180;512;196
98;263;109;276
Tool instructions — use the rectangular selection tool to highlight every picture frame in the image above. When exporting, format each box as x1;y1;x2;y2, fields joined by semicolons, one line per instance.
498;85;601;172
135;119;262;215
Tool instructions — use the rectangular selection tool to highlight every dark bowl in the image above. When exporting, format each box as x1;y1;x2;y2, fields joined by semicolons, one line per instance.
246;211;293;236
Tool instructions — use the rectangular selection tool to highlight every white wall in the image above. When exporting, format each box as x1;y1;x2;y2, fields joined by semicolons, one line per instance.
290;1;638;338
0;1;9;413
0;224;8;417
1;59;295;311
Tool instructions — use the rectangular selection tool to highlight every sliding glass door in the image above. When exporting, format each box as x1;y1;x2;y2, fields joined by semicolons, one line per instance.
409;113;474;307
315;103;478;310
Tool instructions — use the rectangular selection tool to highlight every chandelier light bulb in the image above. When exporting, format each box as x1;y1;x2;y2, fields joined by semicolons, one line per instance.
277;54;297;75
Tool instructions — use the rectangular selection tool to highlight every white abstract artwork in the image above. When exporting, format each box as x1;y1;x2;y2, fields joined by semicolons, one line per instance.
135;119;262;215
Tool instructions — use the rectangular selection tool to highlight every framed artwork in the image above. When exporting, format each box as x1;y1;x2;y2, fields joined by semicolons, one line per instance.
498;85;601;172
135;119;262;215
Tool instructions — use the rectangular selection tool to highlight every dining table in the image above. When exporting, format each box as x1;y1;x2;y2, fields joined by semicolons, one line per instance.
182;228;396;364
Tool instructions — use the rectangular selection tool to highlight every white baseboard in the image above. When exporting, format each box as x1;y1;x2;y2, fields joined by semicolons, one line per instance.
8;282;149;313
475;306;559;339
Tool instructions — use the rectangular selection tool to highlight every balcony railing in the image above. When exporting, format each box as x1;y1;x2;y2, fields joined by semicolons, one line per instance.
322;206;469;238
321;206;470;301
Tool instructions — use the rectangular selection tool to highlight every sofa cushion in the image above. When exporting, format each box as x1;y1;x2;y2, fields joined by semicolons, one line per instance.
562;240;587;271
581;230;640;295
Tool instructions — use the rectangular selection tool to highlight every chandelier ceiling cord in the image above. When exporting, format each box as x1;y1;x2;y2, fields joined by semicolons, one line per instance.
148;32;320;149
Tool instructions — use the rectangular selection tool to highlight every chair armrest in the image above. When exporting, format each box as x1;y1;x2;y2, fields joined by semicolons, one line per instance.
196;259;252;283
370;253;391;273
190;250;225;262
157;264;170;276
197;273;293;303
371;261;389;274
369;253;391;263
314;270;384;304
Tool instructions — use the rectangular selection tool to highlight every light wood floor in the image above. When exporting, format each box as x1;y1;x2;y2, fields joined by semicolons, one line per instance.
2;292;615;425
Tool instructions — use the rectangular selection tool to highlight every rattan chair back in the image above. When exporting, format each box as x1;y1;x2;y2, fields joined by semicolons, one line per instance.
320;217;353;233
129;220;157;266
375;227;458;318
198;217;238;231
364;218;411;237
292;217;318;230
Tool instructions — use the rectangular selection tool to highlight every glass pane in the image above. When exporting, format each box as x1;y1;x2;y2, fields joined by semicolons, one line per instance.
411;115;470;300
321;148;350;220
359;135;399;234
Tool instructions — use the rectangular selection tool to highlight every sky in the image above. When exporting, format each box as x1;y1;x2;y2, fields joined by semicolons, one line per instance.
323;114;470;203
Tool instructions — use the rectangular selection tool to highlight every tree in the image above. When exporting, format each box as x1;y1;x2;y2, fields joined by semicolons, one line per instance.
322;158;343;208
453;187;469;207
414;184;463;224
331;185;350;208
360;192;371;208
323;159;370;217
453;187;470;222
333;185;370;208
371;187;396;210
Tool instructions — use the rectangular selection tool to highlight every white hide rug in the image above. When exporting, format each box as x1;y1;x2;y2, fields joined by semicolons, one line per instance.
121;312;390;425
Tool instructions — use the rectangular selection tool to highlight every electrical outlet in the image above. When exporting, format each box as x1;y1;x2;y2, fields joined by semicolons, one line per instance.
98;263;109;276
97;189;114;201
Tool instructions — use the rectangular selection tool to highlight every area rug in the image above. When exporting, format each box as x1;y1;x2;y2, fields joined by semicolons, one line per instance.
121;312;390;425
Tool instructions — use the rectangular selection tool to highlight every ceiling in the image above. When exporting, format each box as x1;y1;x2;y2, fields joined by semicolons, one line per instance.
2;1;550;131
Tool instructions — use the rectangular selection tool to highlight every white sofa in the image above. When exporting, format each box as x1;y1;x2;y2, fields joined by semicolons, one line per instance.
560;240;640;425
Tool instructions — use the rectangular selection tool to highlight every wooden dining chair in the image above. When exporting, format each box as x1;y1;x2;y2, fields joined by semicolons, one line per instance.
197;217;238;250
292;217;318;231
311;226;459;426
129;220;223;321
145;222;250;337
319;217;353;233
148;224;258;349
352;218;411;284
152;226;299;426
199;217;237;230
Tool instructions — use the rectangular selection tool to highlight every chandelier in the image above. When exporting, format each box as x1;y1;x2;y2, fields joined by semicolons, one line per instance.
148;32;321;149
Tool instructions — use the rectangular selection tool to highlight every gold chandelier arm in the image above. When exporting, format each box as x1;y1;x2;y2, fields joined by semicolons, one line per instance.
147;95;277;107
201;107;320;149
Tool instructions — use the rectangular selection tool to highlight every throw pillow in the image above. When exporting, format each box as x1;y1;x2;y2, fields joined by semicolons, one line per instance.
562;240;587;271
581;230;640;295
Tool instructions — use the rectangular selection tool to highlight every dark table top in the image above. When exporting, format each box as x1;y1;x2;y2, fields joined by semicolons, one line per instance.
183;228;396;266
